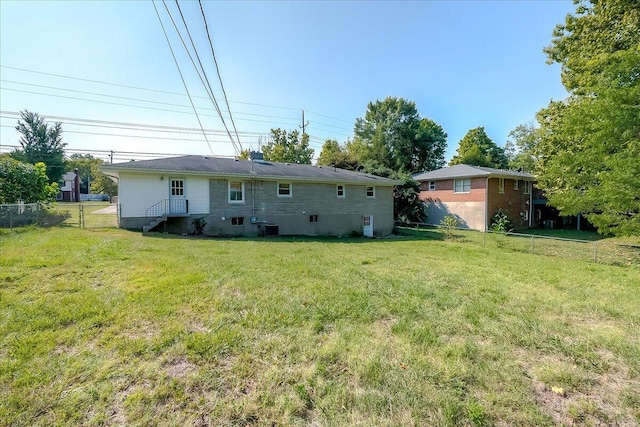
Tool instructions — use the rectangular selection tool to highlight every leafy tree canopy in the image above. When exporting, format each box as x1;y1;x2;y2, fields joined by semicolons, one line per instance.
504;123;540;173
262;129;314;164
0;155;59;203
317;139;359;170
450;127;508;169
353;97;447;174
11;110;67;183
535;0;640;236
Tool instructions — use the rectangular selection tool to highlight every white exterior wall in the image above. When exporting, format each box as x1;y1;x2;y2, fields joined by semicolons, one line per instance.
185;177;209;214
118;173;210;218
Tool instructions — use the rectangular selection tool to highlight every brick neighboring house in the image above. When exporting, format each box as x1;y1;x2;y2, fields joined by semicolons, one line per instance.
101;155;398;237
413;164;535;231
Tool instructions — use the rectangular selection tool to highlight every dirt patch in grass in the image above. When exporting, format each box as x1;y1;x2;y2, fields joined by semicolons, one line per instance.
519;349;639;426
164;357;198;379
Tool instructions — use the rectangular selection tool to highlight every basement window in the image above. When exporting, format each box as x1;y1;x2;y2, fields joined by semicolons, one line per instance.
309;214;319;223
231;217;244;226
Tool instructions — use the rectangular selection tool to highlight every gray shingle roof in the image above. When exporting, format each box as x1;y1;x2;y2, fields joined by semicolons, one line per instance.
412;164;534;181
101;155;398;185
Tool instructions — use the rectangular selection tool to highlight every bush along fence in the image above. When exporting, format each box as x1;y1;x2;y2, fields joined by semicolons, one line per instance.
0;203;41;228
396;222;640;268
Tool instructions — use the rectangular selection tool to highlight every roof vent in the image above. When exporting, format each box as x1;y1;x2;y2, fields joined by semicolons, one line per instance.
234;158;239;162
285;162;290;165
203;156;210;160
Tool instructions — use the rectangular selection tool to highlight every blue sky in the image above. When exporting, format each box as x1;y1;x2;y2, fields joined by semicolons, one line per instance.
0;1;575;165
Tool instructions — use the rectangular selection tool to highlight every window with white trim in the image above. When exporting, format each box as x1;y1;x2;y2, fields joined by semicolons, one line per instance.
454;178;471;193
514;180;520;190
228;181;244;203
429;181;436;191
498;178;505;193
366;186;375;198
523;181;531;194
277;182;292;197
337;185;345;198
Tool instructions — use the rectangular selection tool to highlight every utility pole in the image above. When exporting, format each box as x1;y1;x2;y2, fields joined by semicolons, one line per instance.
110;150;114;165
299;110;309;135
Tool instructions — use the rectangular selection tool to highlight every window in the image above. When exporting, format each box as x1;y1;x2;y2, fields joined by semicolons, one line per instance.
363;216;371;226
498;178;505;193
337;185;345;198
429;181;436;191
277;182;292;197
522;181;531;194
171;179;184;196
522;210;529;221
228;181;244;203
514;180;520;191
366;186;375;198
454;178;471;193
309;214;318;223
231;217;244;226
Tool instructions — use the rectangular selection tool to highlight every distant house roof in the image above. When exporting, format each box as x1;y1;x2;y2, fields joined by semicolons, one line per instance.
412;164;534;181
61;171;77;181
101;155;399;185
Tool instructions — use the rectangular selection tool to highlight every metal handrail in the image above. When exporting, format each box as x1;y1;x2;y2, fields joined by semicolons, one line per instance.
145;199;189;218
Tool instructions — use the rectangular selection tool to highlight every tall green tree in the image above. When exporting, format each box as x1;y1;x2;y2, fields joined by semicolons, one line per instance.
504;123;539;172
317;139;358;170
11;111;67;182
262;128;314;164
353;97;447;174
535;0;640;235
450;127;508;169
0;155;59;203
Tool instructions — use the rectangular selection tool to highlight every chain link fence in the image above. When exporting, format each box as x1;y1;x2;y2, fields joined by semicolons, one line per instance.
0;203;42;228
397;224;640;268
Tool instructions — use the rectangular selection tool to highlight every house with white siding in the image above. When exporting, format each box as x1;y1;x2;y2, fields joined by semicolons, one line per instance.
101;155;397;237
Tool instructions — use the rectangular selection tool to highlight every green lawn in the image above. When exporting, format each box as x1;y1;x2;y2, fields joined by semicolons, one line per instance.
1;227;639;426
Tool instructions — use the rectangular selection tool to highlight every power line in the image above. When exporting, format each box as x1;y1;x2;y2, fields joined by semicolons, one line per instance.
153;0;215;155
161;0;241;154
0;110;269;135
198;0;243;152
2;79;301;122
0;124;239;143
0;65;352;121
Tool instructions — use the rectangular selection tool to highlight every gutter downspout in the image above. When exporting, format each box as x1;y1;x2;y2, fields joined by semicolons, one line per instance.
485;177;489;231
529;183;533;227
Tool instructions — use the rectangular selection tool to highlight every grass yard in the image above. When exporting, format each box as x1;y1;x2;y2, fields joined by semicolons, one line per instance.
1;226;639;426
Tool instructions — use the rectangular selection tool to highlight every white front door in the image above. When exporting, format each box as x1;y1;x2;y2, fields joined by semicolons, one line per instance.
169;178;187;214
363;215;373;237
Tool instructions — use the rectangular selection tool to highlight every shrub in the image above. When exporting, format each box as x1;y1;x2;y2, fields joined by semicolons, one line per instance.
191;217;207;235
440;215;460;240
490;209;513;233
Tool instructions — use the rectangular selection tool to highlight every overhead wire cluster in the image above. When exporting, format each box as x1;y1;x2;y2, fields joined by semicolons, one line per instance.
0;2;355;161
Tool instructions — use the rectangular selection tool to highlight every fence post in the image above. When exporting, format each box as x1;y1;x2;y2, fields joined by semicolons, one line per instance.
531;235;534;254
594;241;598;263
79;204;84;229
